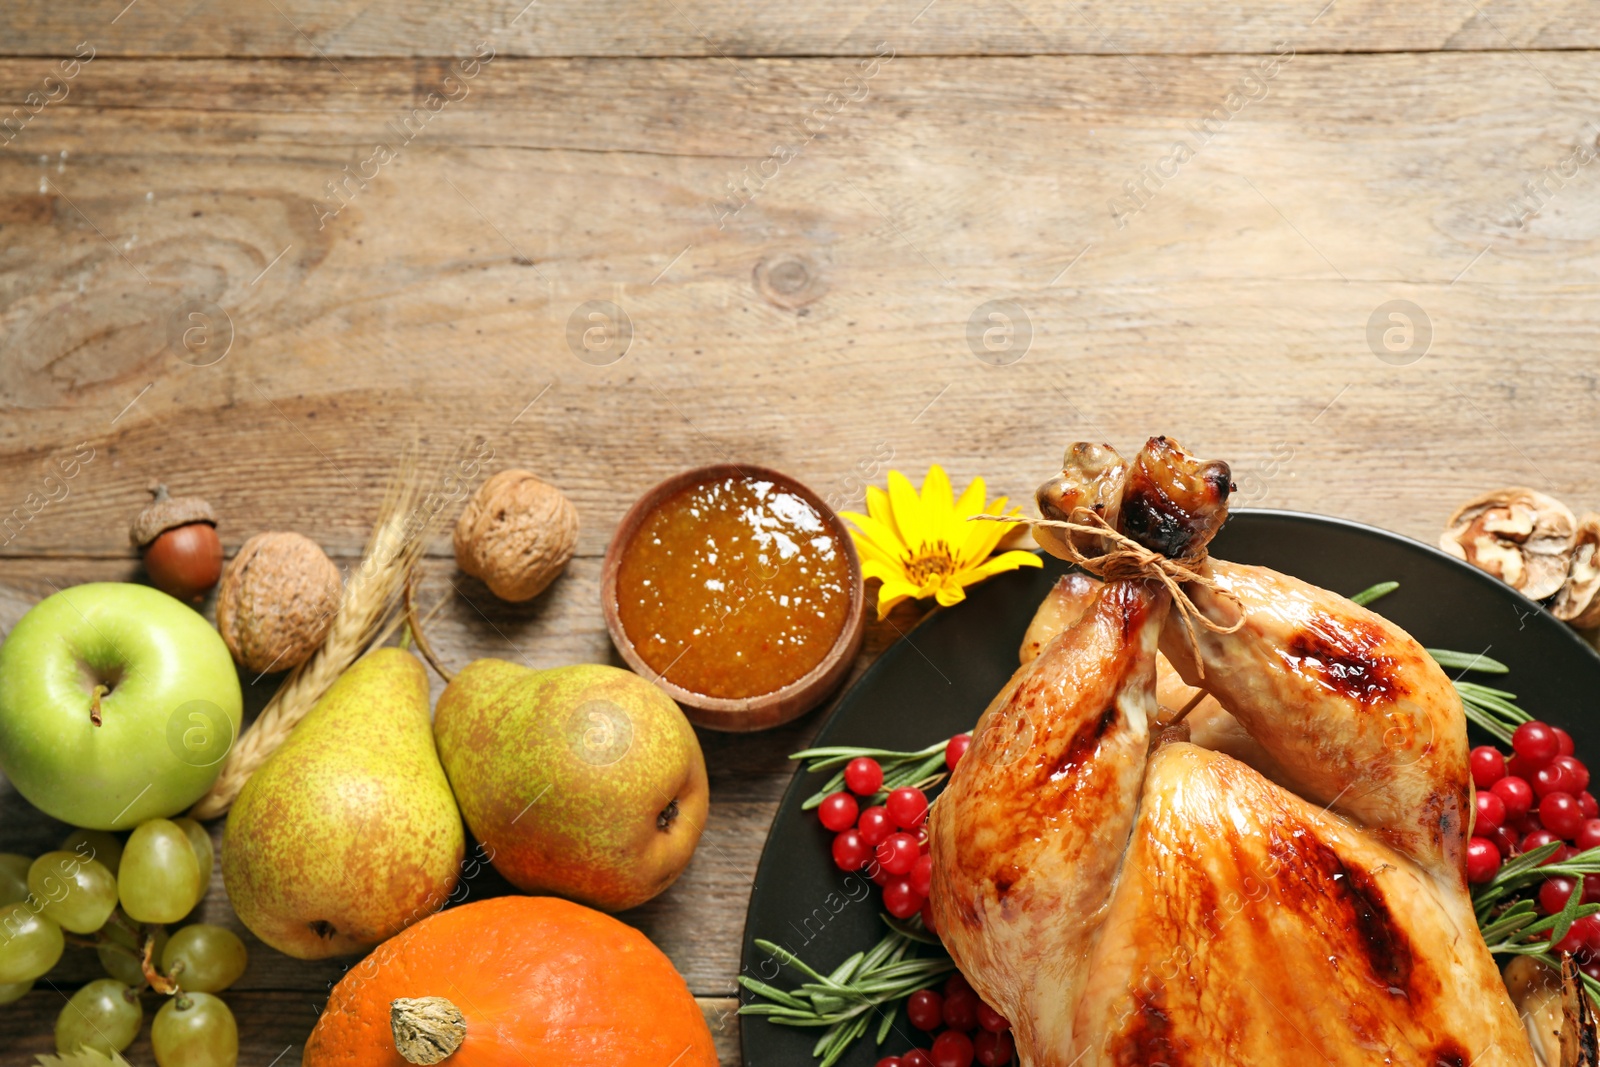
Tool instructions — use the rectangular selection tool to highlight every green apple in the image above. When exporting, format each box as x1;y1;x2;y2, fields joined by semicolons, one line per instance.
0;582;242;830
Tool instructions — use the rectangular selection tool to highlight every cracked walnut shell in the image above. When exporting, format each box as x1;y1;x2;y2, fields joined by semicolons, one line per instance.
1440;488;1576;601
454;470;578;602
1553;514;1600;628
217;531;343;673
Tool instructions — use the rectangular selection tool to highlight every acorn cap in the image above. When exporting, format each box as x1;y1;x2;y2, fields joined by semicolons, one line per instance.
130;484;217;547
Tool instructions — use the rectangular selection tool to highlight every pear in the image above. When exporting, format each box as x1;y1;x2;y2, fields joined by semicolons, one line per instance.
222;648;464;959
434;660;708;912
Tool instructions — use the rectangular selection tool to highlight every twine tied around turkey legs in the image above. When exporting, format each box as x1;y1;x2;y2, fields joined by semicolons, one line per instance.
969;509;1244;687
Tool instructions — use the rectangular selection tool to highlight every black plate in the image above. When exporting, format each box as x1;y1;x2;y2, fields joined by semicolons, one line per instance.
738;508;1600;1066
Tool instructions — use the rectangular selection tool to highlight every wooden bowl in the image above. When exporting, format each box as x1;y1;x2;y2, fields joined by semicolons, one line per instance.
601;464;866;732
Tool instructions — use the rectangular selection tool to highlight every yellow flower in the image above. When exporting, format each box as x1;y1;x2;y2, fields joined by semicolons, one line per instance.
840;465;1043;620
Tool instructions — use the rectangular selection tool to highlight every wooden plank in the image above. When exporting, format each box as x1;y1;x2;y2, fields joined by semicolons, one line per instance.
0;990;743;1065
2;54;1599;558
0;0;1597;58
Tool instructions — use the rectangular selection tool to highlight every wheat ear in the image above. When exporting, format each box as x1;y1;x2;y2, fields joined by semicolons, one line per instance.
189;459;432;820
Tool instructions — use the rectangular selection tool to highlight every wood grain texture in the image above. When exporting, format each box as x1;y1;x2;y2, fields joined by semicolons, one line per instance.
1;0;1598;57
2;30;1599;1067
3;54;1599;561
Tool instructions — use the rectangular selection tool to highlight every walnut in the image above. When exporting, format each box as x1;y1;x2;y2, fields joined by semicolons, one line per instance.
453;469;578;602
217;532;343;673
1440;488;1576;601
1553;514;1600;628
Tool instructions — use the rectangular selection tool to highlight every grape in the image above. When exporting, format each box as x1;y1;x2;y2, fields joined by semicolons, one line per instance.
99;920;169;986
0;854;31;907
152;992;238;1067
119;820;202;924
29;851;118;934
55;978;141;1054
61;830;125;876
0;901;64;983
162;925;247;994
0;979;32;1005
172;819;214;887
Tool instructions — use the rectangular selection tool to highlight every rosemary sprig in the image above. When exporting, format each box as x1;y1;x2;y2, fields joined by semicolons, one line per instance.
1350;580;1400;606
791;739;951;810
738;924;956;1067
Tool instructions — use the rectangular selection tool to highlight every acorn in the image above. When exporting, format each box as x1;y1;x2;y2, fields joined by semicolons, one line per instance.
130;484;223;602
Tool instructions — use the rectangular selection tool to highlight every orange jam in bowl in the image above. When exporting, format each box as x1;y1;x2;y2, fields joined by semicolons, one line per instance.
604;466;865;729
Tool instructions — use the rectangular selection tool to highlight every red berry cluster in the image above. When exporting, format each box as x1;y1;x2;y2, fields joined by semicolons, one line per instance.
821;735;972;926
874;973;1016;1067
1469;721;1600;974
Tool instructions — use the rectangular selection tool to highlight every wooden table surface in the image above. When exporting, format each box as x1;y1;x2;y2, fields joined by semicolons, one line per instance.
2;1;1598;1062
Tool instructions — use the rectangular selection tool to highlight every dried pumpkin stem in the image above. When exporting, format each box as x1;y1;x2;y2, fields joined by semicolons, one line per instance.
392;996;467;1064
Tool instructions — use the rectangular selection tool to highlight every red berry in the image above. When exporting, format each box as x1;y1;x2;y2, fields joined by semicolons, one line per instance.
819;792;859;832
832;829;870;870
1541;876;1578;915
888;787;930;830
883;877;924;919
1514;722;1561;768
1543;792;1587;839
845;757;884;795
1490;825;1521;858
1492;776;1534;819
1556;727;1576;756
1474;791;1507;835
1557;756;1591;795
946;734;972;770
1554;845;1578;864
1470;745;1507;789
974;1030;1015;1067
920;900;940;937
932;1030;975;1067
911;853;934;897
858;806;893;847
873;862;894;886
943;987;979;1031
903;1052;935;1067
1585;959;1600;982
945;973;972;998
976;1002;1010;1033
1508;752;1544;781
1582;793;1599;819
877;833;921;877
1554;915;1600;956
876;1059;905;1067
1578;820;1600;852
907;989;944;1031
1536;762;1580;799
1524;828;1561;854
1467;837;1502;883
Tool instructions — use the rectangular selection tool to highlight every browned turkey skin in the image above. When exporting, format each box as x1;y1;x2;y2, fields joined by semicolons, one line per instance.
928;437;1533;1067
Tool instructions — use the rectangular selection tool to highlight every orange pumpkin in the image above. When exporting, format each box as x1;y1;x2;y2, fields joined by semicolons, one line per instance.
304;895;718;1067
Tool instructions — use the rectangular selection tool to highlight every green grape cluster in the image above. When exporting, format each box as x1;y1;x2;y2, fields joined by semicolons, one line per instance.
1;816;247;1065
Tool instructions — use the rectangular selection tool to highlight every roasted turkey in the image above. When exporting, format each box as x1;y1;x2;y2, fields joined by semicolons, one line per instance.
928;436;1550;1066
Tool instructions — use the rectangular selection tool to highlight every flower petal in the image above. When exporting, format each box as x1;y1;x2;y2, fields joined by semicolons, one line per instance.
953;476;987;518
840;511;908;566
921;465;956;529
933;581;969;607
887;470;927;551
874;576;926;619
960;549;1045;583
